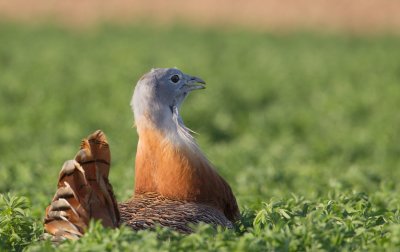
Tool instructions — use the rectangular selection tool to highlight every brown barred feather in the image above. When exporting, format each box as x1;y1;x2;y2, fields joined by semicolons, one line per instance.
44;130;120;241
119;192;233;233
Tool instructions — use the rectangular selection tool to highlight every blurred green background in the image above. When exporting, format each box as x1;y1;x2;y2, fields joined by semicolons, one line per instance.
1;1;400;250
1;24;400;212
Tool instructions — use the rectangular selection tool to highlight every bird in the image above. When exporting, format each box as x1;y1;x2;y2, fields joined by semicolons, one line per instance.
43;68;239;240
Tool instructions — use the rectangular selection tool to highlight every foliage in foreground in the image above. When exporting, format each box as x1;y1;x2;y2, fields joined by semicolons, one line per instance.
1;192;399;251
0;194;41;251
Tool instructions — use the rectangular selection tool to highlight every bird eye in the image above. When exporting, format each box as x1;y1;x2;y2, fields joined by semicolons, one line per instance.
170;75;180;83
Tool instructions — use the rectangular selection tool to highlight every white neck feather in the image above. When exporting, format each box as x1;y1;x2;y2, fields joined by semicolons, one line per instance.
131;82;201;153
133;103;199;153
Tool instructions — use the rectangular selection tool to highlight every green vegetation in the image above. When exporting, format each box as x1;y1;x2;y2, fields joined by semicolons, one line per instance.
1;23;400;251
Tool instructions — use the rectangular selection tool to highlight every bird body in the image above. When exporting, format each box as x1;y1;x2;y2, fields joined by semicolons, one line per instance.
44;68;239;239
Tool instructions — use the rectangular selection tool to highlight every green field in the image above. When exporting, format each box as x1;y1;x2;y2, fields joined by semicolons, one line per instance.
1;23;400;251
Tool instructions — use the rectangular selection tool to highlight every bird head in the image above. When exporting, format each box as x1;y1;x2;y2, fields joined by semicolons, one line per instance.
131;68;206;133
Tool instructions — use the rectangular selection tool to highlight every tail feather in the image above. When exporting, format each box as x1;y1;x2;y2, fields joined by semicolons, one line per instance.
44;130;120;240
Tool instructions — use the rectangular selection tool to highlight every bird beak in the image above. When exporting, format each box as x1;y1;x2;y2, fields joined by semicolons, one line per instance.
183;75;206;92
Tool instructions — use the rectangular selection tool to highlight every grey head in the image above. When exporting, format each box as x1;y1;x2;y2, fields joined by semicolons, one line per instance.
131;68;206;142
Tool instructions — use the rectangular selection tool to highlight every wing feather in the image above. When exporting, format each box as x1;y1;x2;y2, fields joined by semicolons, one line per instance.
44;130;120;240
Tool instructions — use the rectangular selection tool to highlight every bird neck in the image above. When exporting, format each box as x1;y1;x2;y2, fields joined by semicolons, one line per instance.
134;127;223;207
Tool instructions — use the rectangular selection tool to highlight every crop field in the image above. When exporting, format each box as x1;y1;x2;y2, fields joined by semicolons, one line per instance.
1;23;400;251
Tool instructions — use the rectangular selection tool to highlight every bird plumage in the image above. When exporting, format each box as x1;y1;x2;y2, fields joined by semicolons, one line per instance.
44;131;119;241
119;192;233;234
44;68;239;239
134;128;239;221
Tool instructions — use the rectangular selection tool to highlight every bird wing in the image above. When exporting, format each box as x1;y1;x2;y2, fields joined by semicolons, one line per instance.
44;130;120;240
218;174;240;222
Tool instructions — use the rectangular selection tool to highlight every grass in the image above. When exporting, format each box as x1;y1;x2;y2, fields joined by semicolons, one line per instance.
0;23;400;251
